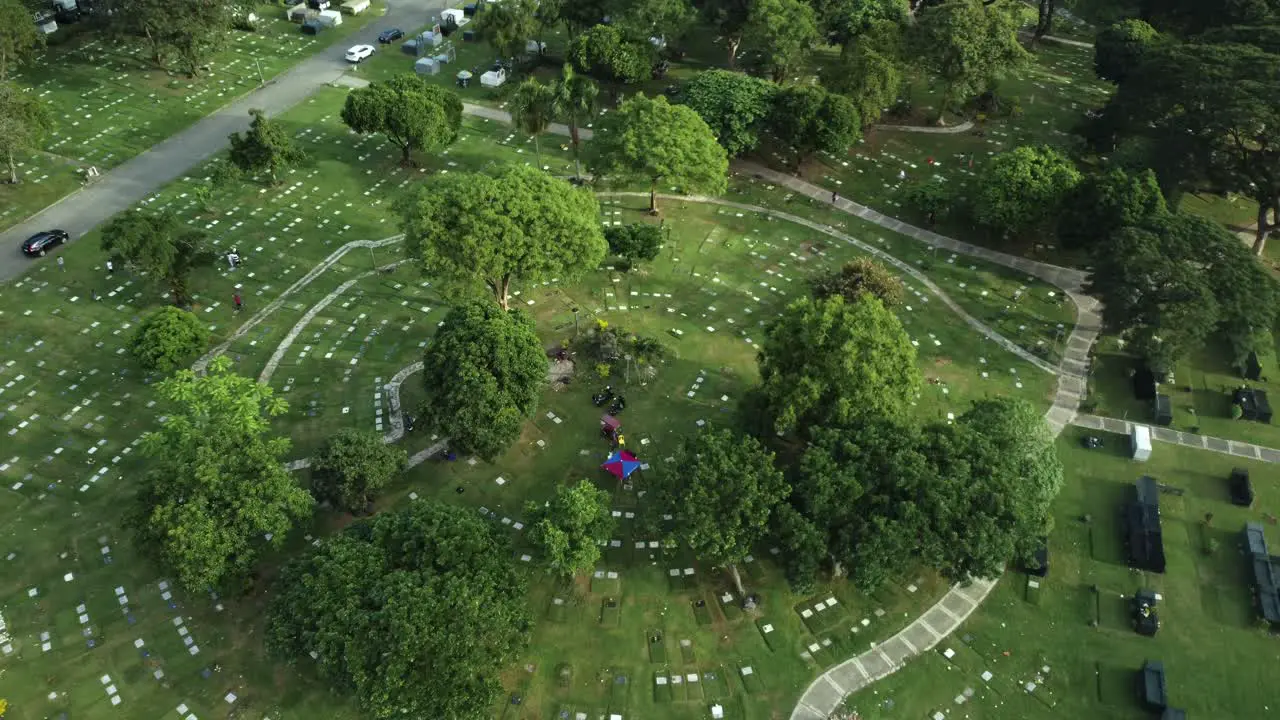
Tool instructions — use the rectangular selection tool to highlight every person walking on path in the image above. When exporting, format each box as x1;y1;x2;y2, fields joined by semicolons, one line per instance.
233;292;243;312
105;260;113;277
831;191;838;204
57;256;65;272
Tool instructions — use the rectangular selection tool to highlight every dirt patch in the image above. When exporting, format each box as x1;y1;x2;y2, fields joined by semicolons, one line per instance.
547;358;575;389
933;357;953;367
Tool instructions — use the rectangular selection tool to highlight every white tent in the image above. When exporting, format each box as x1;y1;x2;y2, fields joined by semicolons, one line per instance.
481;68;506;88
1131;425;1152;462
340;0;369;14
317;9;342;26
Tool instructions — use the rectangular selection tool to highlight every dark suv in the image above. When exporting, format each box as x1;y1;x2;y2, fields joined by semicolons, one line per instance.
21;229;70;257
377;28;404;43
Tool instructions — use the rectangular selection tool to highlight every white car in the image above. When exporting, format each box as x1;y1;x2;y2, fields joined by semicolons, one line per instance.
345;44;375;63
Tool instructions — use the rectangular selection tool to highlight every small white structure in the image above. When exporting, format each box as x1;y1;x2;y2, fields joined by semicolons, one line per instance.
441;7;465;25
525;39;546;54
415;57;439;76
481;68;506;88
340;0;369;14
317;9;343;26
1131;425;1152;462
710;704;725;719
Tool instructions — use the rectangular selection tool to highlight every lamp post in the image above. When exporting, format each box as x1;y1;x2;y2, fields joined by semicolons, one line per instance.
572;307;580;338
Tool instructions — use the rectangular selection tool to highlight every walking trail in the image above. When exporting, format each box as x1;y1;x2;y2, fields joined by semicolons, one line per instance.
736;162;1103;720
1072;413;1280;464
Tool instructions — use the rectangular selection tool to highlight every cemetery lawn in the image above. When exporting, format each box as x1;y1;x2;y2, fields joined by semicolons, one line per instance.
1087;334;1280;450
1;85;1072;719
0;1;384;232
841;427;1280;720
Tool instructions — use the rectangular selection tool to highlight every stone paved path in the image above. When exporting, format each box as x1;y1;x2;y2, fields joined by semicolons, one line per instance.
744;163;1103;720
1072;414;1280;464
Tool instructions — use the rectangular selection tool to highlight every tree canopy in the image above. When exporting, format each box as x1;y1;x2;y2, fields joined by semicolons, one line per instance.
744;0;821;82
808;0;910;45
0;0;44;81
912;0;1029;113
767;85;861;162
552;63;598;178
568;24;652;84
0;81;51;185
100;211;213;306
419;300;547;461
587;94;728;212
475;0;540;59
132;357;312;592
605;223;665;266
525;481;615;576
508;77;558;168
228;108;304;184
267;501;529;720
129;306;210;374
810;257;905;307
822;39;902;127
974;145;1082;236
341;74;463;165
649;428;789;594
398;165;606;309
1094;18;1162;83
699;0;753;66
311;429;407;514
681;69;776;157
1057;167;1167;251
754;293;920;435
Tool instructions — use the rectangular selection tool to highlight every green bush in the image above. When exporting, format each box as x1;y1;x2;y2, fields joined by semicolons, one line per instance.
130;306;210;374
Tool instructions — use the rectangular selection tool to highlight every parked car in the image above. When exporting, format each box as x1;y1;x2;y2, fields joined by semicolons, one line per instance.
307;0;330;9
377;28;404;43
21;229;69;257
345;44;375;63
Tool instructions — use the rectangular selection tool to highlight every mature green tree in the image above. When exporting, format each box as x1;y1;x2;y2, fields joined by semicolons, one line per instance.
311;429;407;514
768;85;861;165
682;70;776;157
699;0;753;66
115;0;170;66
822;41;902;126
227;109;304;185
475;0;540;59
810;257;905;307
650;428;789;594
129;306;210;374
1093;18;1161;83
587;94;728;212
1031;0;1056;42
552;63;598;179
605;223;664;265
555;0;610;37
100;211;213;306
755;294;921;436
1056;167;1167;250
1140;0;1277;36
769;502;827;591
912;0;1029;113
612;0;696;44
898;176;956;221
1098;41;1280;254
0;0;44;81
163;0;232;77
132;356;312;592
419;301;546;461
568;24;652;84
341;74;463;165
794;420;931;590
745;0;821;81
974;145;1082;236
267;501;528;720
1086;215;1220;372
918;398;1063;581
525;481;615;576
807;0;909;45
398;165;606;309
509;78;558;169
0;81;51;185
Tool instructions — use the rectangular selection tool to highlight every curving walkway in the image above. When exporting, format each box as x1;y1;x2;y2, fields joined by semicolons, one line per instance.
747;164;1103;720
875;120;975;134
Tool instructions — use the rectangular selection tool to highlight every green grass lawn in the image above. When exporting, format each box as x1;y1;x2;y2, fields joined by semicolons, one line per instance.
0;1;383;232
842;426;1280;720
1087;334;1280;450
0;83;1075;720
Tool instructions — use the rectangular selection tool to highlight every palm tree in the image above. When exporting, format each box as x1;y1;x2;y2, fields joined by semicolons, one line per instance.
508;78;557;170
552;64;598;180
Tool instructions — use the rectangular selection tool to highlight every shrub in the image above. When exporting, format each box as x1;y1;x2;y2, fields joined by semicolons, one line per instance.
130;306;210;374
605;223;663;267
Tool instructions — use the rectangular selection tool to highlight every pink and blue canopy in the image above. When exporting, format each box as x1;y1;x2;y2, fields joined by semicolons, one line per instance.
602;450;641;479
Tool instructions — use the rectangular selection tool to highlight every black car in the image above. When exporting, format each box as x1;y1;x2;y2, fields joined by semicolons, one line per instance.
21;229;69;257
377;28;404;43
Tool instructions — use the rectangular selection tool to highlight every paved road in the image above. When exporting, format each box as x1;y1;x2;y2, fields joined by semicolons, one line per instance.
1072;413;1280;464
0;0;444;284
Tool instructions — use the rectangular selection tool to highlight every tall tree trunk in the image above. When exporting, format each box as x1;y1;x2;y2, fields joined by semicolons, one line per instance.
1253;201;1278;257
6;148;16;185
532;133;542;169
498;274;512;310
569;120;582;178
400;143;412;166
1033;0;1055;42
727;37;741;68
649;181;658;213
728;563;745;596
